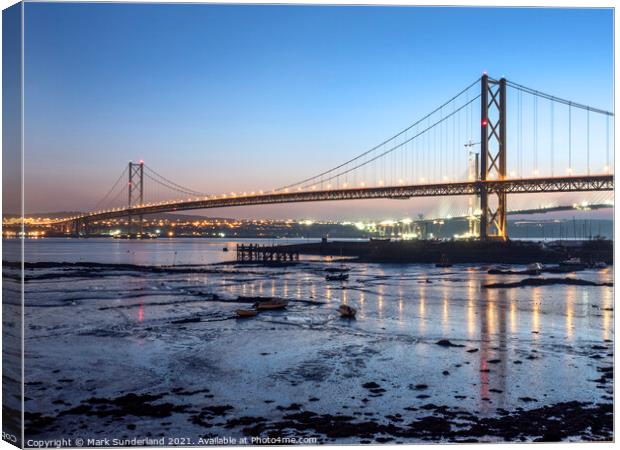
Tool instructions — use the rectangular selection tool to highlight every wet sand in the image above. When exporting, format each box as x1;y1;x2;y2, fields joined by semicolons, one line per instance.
9;253;614;444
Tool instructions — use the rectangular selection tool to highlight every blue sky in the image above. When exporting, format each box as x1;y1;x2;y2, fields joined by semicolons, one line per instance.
23;3;613;218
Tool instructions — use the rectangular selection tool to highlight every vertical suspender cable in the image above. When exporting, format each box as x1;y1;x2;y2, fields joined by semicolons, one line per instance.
550;100;554;176
439;107;443;181
534;96;538;175
452;101;456;180
606;115;610;171
587;109;590;175
518;89;522;177
568;104;572;173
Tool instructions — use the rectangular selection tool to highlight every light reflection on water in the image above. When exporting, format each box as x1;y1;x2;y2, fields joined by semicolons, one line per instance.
20;238;614;414
602;288;612;341
566;286;575;340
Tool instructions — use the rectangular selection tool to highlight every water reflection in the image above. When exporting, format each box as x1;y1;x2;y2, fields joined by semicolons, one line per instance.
442;285;450;334
358;291;365;318
602;288;612;341
566;286;576;340
119;249;611;412
418;284;426;334
478;287;509;411
509;289;517;334
467;273;476;338
398;289;404;325
478;287;491;412
531;288;541;336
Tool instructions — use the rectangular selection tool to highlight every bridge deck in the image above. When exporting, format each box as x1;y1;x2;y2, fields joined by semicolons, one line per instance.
48;174;613;225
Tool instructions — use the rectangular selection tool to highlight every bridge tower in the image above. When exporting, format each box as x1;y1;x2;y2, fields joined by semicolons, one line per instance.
128;161;144;235
479;74;507;240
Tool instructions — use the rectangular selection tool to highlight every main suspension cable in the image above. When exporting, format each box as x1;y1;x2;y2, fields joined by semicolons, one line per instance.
276;77;482;191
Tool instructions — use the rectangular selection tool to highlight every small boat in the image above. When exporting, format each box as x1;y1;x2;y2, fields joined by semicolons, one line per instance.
525;262;543;275
560;257;583;266
338;304;357;318
326;273;349;281
487;264;511;273
235;309;258;318
222;247;229;252
593;261;607;269
254;299;289;310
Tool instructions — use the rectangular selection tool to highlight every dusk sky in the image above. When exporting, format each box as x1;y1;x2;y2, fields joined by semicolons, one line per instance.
23;3;613;219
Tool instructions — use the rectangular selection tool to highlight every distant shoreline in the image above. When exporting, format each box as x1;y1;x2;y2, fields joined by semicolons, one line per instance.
273;239;613;265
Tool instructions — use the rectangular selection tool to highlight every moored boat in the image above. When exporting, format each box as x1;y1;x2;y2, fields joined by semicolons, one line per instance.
525;262;543;274
235;309;258;318
560;257;583;266
338;304;357;318
254;299;289;310
326;273;349;281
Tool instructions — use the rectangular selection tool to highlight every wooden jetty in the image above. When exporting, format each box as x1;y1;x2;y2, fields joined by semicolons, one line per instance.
236;244;299;263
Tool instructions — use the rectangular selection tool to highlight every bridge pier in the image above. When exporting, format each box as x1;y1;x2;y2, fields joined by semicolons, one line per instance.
127;161;145;236
480;74;507;240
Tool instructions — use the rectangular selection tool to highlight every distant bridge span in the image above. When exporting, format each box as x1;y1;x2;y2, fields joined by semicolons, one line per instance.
42;75;614;240
50;174;613;227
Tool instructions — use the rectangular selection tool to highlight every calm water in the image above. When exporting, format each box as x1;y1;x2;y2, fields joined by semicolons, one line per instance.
4;238;614;442
16;237;323;265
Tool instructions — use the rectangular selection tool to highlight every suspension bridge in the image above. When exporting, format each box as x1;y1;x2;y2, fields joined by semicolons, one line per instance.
47;74;614;240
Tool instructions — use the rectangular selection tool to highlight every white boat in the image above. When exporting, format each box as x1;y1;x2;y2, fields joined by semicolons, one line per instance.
526;262;543;274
